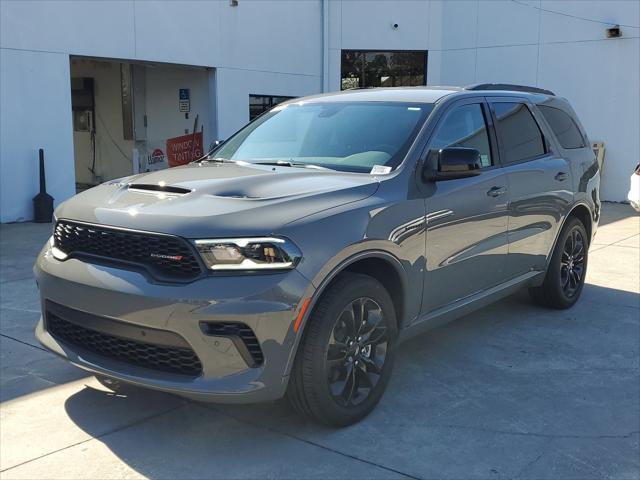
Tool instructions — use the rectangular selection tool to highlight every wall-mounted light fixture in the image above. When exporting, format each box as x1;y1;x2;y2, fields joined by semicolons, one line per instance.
606;25;622;38
229;0;238;6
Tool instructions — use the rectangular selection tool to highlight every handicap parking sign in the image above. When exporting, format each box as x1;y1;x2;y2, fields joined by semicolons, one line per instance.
179;88;190;112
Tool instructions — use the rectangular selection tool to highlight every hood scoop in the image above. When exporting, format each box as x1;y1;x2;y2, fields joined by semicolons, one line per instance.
128;184;192;195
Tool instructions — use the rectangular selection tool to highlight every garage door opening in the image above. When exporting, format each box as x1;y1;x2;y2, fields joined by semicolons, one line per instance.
70;57;214;192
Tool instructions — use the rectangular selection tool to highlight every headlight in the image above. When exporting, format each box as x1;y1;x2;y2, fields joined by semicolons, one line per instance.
194;237;302;271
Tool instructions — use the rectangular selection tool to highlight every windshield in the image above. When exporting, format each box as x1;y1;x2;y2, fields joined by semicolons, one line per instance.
213;101;433;173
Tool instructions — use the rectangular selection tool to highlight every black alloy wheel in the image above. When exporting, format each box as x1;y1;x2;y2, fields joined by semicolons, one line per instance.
326;297;389;407
530;217;589;309
287;272;397;426
560;228;586;299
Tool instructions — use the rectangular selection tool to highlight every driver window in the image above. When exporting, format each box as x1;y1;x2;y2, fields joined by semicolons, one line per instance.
430;103;493;168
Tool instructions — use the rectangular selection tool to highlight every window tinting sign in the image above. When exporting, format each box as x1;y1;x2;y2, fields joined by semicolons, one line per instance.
179;88;190;112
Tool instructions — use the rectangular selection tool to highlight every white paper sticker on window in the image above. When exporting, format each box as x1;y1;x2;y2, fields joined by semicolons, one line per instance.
370;165;392;175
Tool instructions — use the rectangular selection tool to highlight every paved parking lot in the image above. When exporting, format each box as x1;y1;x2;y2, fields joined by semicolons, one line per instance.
0;203;638;480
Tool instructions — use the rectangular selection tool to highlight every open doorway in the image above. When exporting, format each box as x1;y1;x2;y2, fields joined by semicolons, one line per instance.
70;57;214;192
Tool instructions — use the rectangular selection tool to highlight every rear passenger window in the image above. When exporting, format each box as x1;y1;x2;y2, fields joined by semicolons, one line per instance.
430;103;493;167
491;102;546;164
538;105;585;149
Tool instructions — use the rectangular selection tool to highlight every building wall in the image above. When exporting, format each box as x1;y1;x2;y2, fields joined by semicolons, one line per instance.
144;65;214;159
0;49;76;222
1;0;638;221
434;0;639;203
328;0;639;202
0;0;322;221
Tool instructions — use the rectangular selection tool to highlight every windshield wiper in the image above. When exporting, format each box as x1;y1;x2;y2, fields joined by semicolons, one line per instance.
194;158;332;170
192;157;237;165
252;160;331;170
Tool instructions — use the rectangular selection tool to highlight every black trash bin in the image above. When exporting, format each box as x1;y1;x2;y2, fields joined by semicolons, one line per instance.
32;148;54;223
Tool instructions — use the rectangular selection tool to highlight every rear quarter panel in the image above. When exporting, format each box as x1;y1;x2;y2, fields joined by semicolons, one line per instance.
534;97;601;240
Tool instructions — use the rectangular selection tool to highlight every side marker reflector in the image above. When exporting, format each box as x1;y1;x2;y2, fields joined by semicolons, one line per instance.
293;298;312;333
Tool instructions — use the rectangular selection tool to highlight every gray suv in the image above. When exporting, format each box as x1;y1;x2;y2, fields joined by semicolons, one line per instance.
35;84;600;426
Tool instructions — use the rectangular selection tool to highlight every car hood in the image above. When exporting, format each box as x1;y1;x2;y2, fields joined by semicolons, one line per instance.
55;162;380;238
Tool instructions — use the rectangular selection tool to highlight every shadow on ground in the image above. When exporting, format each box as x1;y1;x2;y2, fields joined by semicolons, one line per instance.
59;285;639;480
1;203;637;478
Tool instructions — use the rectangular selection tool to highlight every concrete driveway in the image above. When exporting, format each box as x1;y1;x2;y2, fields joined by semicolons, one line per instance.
1;203;638;480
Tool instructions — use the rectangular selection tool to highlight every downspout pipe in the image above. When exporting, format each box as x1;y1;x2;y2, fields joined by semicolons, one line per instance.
322;0;329;92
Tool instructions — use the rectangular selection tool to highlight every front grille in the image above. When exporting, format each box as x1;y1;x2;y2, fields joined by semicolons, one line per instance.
53;220;203;281
47;311;203;376
201;322;264;367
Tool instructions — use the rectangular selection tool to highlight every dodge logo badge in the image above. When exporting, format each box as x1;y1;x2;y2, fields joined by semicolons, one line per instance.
150;253;184;261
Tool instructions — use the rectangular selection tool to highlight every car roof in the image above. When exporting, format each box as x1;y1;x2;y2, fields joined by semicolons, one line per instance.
286;86;463;105
283;85;561;106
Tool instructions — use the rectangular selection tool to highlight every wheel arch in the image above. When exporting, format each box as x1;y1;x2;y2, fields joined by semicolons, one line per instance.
544;202;594;272
311;251;408;329
339;255;406;329
567;203;593;242
283;250;409;377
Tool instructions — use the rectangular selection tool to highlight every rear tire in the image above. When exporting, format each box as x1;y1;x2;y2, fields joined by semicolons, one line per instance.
530;217;589;309
287;272;397;427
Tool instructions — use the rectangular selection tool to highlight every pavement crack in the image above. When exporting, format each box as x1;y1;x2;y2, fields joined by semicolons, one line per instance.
0;333;48;352
1;305;41;314
206;405;424;480
590;233;640;253
514;451;547;479
0;403;184;473
406;423;640;440
581;298;640;311
0;276;37;285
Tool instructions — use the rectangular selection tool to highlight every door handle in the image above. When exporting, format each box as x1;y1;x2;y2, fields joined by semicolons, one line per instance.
555;172;569;181
487;186;507;197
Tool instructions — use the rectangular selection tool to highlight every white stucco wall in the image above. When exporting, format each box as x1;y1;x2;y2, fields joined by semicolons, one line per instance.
330;0;640;202
427;0;639;202
0;49;76;222
0;0;323;221
144;65;213;154
1;0;638;221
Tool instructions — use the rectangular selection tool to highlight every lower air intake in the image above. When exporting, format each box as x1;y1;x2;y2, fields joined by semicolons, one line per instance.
200;322;264;367
47;311;203;377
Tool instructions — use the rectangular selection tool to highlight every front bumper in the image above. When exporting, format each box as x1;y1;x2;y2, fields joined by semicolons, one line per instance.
34;242;314;403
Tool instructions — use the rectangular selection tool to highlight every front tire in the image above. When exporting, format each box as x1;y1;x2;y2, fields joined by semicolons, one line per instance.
530;217;589;309
287;272;397;427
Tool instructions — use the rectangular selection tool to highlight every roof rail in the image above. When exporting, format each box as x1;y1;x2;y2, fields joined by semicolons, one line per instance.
465;83;555;96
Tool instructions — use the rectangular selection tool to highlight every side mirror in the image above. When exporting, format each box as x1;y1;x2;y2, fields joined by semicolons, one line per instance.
423;147;482;181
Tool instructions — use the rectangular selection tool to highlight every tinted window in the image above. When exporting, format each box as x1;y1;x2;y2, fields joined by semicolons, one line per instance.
538;105;585;149
430;103;492;167
249;95;295;121
215;102;432;173
492;102;546;164
341;51;427;90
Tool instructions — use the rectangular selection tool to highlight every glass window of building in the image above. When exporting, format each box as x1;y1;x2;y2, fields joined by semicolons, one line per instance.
249;95;295;120
341;51;427;90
